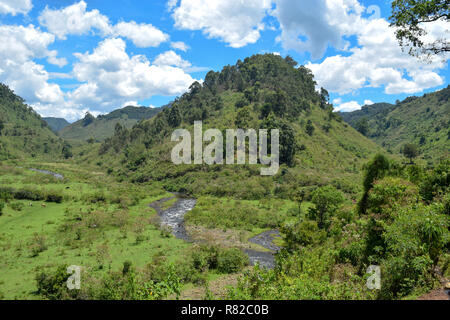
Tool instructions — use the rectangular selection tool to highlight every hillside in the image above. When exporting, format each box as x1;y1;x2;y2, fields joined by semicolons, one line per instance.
0;83;64;160
91;54;384;198
59;106;161;142
43;117;70;132
340;86;450;163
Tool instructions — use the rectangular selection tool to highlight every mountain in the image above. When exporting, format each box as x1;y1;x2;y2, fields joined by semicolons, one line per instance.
340;86;450;163
0;83;64;160
58;106;161;142
94;54;383;198
43;117;70;132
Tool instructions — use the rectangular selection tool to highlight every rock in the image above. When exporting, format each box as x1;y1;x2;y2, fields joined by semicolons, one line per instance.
445;282;450;290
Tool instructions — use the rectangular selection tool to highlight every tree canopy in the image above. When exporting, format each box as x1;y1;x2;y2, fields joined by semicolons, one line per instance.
389;0;449;58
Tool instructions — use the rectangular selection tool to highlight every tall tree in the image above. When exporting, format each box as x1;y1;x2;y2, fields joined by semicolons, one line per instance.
402;143;420;163
389;0;449;58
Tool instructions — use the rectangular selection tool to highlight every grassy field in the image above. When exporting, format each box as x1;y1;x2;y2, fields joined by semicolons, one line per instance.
0;163;192;299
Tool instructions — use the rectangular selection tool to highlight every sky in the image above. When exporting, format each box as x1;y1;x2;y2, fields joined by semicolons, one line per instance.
0;0;448;122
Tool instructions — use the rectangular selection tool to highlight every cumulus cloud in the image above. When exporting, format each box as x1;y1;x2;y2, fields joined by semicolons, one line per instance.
69;38;197;112
0;0;32;15
333;99;362;112
170;0;272;48
153;50;191;69
38;0;111;39
39;1;169;48
113;21;169;48
0;24;65;108
307;18;446;95
273;0;365;59
171;41;189;51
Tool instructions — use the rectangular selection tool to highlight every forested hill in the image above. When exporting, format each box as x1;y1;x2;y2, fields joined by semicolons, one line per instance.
0;83;65;160
340;86;450;163
92;54;383;198
43;117;70;132
59;106;161;142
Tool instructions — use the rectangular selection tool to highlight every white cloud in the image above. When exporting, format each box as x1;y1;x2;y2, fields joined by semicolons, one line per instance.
38;1;111;40
0;24;66;108
47;50;68;67
333;100;362;112
69;38;197;112
364;100;374;106
113;21;169;48
307;18;446;95
171;0;272;48
171;41;189;51
0;0;32;15
39;1;169;48
273;0;365;59
153;50;191;69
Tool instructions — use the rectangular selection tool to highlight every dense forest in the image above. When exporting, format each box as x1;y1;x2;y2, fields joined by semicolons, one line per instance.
341;87;450;163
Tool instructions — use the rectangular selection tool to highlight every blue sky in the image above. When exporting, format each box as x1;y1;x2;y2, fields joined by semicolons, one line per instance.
0;0;448;121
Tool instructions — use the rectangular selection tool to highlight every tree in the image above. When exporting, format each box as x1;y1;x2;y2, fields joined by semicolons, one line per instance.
402;143;419;163
389;0;449;58
62;142;73;159
0;200;4;216
358;154;392;214
308;186;345;229
168;105;181;127
305;120;315;136
355;118;369;136
0;119;4;135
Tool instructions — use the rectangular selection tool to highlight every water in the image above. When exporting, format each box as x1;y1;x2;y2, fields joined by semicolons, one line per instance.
29;168;64;180
150;195;280;269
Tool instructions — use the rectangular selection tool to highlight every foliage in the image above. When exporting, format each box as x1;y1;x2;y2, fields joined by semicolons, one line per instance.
308;186;345;229
341;86;450;162
402;143;419;163
389;0;449;57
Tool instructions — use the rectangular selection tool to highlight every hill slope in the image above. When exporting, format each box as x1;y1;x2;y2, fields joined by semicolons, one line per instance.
91;54;383;198
340;86;450;163
59;106;161;141
43;117;70;132
0;83;66;160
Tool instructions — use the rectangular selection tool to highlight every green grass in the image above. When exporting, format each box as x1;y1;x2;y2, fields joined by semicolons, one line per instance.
0;163;188;299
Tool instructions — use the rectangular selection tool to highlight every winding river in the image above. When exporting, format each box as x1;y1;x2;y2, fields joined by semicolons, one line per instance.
150;194;280;269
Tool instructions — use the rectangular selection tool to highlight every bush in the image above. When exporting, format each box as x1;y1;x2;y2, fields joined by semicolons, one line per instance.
0;200;4;216
308;186;345;229
9;201;24;211
190;245;249;274
217;248;249;273
46;192;63;203
14;188;45;201
36;265;72;300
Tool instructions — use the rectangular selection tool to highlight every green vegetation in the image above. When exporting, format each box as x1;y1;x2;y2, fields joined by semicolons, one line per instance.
228;156;449;300
43;118;70;132
0;54;448;301
389;0;449;57
340;86;450;163
95;54;382;199
0;84;64;160
59;106;161;142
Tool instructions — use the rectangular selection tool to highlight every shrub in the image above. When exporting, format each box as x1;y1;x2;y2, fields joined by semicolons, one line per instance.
308;186;345;229
0;200;4;216
281;220;327;250
45;192;63;203
35;265;71;300
217;248;249;273
9;201;24;211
